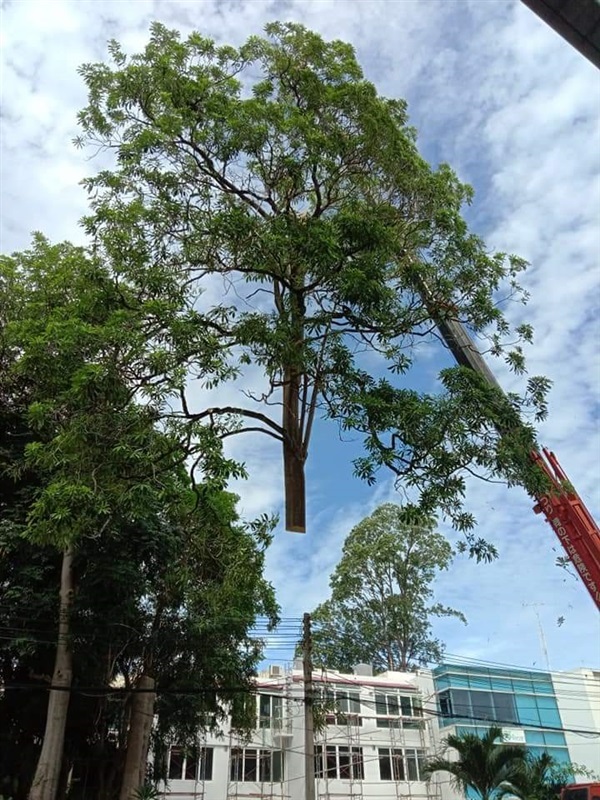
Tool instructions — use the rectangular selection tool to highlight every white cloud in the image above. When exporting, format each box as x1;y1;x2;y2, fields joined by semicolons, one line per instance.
1;0;598;671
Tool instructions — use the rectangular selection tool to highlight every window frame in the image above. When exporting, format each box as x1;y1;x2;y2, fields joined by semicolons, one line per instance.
378;747;427;782
230;747;284;782
375;691;424;728
258;692;284;729
167;745;213;781
315;744;364;780
322;685;362;726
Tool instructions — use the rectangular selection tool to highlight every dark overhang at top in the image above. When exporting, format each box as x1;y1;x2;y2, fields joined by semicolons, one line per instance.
521;0;600;69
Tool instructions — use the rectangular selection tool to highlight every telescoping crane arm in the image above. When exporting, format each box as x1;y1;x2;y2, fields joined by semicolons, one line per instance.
416;279;600;610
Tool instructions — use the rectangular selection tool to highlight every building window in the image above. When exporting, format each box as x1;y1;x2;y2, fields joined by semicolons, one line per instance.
439;689;518;725
230;748;283;782
168;746;213;780
259;693;283;729
322;686;362;726
378;748;427;781
315;745;364;779
375;692;423;728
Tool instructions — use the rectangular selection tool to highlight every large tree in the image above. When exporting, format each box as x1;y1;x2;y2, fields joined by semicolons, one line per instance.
306;503;466;672
75;21;549;539
425;725;527;800
0;236;276;800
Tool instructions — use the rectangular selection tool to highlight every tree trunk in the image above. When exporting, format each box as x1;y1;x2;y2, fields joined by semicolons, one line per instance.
283;366;306;533
119;674;156;800
29;547;75;800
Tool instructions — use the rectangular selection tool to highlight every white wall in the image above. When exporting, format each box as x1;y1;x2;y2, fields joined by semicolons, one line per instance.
553;668;600;775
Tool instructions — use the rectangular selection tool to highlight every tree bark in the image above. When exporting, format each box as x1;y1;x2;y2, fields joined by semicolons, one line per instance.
119;674;156;800
283;366;306;533
29;547;75;800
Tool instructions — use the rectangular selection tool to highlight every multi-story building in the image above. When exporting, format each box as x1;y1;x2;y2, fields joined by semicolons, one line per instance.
158;661;599;799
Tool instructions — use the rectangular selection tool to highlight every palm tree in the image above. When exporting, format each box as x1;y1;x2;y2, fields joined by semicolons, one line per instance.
424;725;528;800
500;753;563;800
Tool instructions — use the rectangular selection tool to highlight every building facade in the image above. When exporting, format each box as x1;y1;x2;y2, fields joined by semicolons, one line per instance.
158;662;599;800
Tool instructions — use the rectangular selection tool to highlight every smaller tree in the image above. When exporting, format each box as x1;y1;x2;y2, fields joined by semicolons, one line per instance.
500;754;599;800
425;725;527;800
306;503;466;672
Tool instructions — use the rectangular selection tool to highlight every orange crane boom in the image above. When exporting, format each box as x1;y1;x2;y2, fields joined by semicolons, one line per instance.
417;279;600;610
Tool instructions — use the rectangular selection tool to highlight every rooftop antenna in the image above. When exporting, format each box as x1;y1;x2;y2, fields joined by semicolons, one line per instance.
523;603;551;671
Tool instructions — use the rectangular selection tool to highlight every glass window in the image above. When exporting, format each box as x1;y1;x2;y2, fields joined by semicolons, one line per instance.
439;690;452;717
515;695;540;726
339;746;351;779
393;750;406;780
352;748;365;780
244;749;257;781
536;696;561;728
400;696;412;716
492;692;518;723
378;748;424;781
469;674;492;691
184;748;198;780
325;686;362;726
230;748;283;782
525;731;545;745
168;747;184;780
379;748;393;781
316;745;363;779
490;677;513;692
543;732;566;746
199;748;213;780
471;691;495;721
546;747;571;765
326;745;336;777
451;689;471;720
378;748;405;781
259;694;283;729
230;748;243;781
406;749;420;781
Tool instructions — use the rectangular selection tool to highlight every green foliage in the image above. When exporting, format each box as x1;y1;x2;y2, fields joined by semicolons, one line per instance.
75;20;549;537
0;236;278;798
306;503;466;672
425;725;528;800
500;754;600;800
133;787;160;800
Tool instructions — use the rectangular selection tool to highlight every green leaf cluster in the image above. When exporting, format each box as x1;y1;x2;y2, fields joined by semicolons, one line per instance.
306;503;466;673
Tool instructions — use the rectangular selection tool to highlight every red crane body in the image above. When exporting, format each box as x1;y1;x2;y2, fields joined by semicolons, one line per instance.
532;448;600;608
417;280;600;610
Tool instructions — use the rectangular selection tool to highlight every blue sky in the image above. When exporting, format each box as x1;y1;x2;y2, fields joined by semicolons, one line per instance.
1;0;599;673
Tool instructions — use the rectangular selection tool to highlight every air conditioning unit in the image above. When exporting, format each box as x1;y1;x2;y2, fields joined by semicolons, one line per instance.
269;665;283;678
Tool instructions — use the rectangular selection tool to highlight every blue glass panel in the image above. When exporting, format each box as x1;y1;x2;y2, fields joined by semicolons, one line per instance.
536;696;561;728
435;676;450;690
528;746;546;758
513;679;534;693
543;732;567;746
490;678;513;692
469;675;492;690
533;680;554;694
515;695;540;725
525;731;545;745
546;747;571;765
448;674;471;688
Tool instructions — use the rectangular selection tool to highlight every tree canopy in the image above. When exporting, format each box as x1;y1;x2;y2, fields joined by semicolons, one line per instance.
0;235;278;800
306;503;466;672
75;20;549;538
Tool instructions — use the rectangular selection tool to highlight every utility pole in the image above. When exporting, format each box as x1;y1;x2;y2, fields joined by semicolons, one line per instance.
302;612;316;800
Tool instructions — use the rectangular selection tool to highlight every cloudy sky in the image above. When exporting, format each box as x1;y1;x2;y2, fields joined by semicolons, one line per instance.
1;0;599;675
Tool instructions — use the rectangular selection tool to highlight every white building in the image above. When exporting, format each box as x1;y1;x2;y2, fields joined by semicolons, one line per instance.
158;662;600;800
